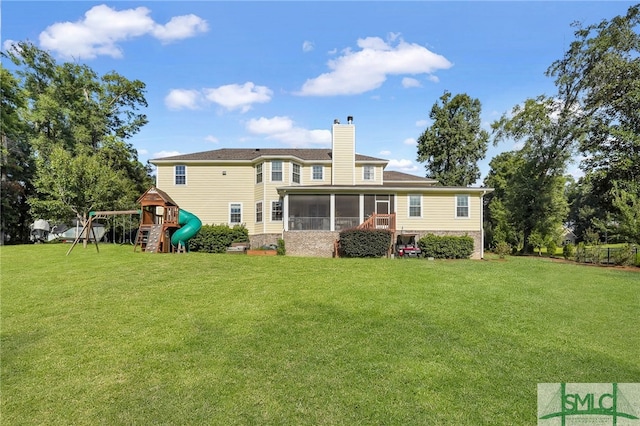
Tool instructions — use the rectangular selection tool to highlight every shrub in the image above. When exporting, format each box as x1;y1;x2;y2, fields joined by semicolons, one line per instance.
494;241;511;259
277;238;286;256
189;224;249;253
418;234;474;259
528;231;545;256
611;244;634;266
338;229;392;258
562;243;575;260
546;239;558;258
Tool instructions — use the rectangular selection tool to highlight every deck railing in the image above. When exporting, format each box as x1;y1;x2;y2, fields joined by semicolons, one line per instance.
357;213;396;232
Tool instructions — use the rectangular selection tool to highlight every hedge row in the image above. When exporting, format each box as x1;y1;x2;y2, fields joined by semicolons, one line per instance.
338;228;392;258
418;234;474;259
188;224;249;253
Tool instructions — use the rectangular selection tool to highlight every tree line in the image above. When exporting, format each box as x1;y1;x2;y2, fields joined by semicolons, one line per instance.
1;41;154;244
1;6;638;249
416;5;639;252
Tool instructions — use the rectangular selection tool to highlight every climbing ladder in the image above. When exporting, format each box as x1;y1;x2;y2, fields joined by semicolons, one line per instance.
134;224;164;253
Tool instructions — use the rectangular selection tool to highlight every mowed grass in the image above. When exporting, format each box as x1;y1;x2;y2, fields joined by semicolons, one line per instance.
1;244;638;425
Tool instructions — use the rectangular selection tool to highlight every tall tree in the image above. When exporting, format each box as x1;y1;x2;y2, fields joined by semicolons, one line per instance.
29;146;136;223
546;4;640;242
3;41;152;225
417;91;489;186
491;98;571;253
483;151;525;249
1;65;34;244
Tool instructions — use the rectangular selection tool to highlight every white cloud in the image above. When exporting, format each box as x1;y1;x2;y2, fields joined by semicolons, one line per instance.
387;159;420;173
246;116;331;147
152;14;208;43
153;150;182;159
38;4;207;59
415;119;428;127
402;77;422;88
3;40;19;54
297;35;452;96
403;138;417;146
164;89;202;110
379;150;392;156
203;82;273;113
205;135;219;143
138;149;148;155
302;40;314;52
247;116;294;134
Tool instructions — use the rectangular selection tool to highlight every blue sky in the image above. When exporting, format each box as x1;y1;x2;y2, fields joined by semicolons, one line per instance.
2;1;634;183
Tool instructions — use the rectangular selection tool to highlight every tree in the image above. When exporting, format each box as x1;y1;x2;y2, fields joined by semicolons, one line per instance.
546;4;640;242
417;91;489;186
28;145;135;224
491;98;571;253
3;41;152;225
1;65;34;244
483;151;525;249
608;182;640;243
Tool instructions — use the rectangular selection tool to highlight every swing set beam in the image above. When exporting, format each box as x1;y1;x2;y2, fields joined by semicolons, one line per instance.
66;210;141;256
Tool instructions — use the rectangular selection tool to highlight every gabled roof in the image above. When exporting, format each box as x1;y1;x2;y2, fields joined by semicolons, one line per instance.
137;186;179;206
151;148;386;163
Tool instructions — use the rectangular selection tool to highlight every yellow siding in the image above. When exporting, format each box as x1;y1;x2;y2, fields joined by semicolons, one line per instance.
331;124;355;185
354;164;383;185
263;162;286;234
306;163;331;184
156;163;256;230
395;192;483;231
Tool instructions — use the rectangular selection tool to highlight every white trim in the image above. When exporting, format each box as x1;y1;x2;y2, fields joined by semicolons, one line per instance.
283;194;289;231
174;164;187;186
255;201;264;224
270;199;283;222
229;202;243;224
292;162;301;184
270;160;283;183
255;162;263;184
311;164;324;181
455;194;470;219
408;194;422;218
362;165;375;181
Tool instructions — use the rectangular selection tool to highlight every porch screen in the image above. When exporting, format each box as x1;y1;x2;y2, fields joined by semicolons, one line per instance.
335;195;359;230
288;195;330;230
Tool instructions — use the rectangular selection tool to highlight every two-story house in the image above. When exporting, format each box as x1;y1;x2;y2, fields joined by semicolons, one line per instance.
151;117;493;258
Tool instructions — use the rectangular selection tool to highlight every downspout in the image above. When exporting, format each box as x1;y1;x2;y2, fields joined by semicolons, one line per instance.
480;190;486;259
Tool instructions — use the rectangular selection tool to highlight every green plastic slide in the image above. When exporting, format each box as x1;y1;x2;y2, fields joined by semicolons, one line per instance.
171;209;202;248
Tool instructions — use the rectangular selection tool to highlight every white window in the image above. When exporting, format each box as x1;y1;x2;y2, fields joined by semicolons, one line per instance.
271;161;282;182
292;163;301;184
256;163;263;184
271;200;283;221
230;203;242;224
256;202;263;223
312;165;323;180
409;195;422;218
363;165;375;181
175;165;186;185
456;195;470;218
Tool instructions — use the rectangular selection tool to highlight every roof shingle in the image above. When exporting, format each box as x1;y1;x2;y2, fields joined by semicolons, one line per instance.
151;148;386;162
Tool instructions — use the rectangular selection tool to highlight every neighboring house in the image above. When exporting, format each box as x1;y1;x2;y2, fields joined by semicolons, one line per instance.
562;226;577;245
151;117;493;258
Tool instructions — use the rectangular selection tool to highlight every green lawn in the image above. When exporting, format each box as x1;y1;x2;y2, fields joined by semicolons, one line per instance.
1;244;639;425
